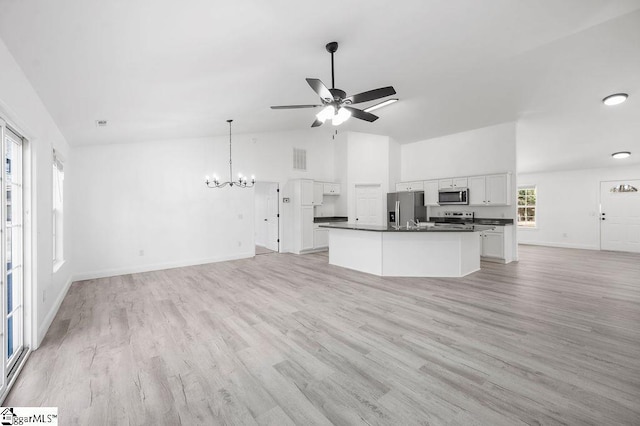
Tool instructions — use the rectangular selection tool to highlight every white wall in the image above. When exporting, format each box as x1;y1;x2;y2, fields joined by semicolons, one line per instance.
70;128;336;278
518;164;640;250
334;131;349;217
402;122;517;180
0;37;72;347
346;132;393;224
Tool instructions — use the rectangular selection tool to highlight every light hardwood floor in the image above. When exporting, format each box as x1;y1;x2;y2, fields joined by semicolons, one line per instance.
5;245;640;425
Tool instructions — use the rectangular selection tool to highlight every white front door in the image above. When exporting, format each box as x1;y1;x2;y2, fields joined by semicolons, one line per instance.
355;185;382;226
600;179;640;253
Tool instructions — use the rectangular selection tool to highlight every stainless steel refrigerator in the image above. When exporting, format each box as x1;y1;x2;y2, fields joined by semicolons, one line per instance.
387;191;427;227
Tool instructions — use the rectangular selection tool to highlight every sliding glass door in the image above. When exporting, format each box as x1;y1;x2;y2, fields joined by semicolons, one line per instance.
2;124;25;389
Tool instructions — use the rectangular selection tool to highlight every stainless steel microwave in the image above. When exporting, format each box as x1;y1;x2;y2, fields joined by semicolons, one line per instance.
438;188;469;205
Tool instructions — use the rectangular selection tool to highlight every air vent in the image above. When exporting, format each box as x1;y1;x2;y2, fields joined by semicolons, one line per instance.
293;148;307;171
95;120;108;127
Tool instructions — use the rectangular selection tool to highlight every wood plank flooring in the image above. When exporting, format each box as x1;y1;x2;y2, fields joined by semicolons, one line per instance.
5;245;640;425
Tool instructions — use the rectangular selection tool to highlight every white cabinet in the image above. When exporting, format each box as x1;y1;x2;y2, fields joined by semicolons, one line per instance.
301;207;314;250
481;232;504;258
479;225;513;263
323;183;341;195
289;179;318;254
313;225;329;249
486;174;509;205
423;180;439;206
313;182;324;206
468;174;510;206
468;176;487;206
301;179;314;206
439;178;468;190
395;181;424;192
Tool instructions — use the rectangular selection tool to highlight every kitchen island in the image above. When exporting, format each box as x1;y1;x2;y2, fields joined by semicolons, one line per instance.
320;223;493;277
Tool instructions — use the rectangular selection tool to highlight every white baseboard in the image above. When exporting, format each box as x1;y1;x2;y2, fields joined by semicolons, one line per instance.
73;252;255;282
518;241;599;251
37;277;73;348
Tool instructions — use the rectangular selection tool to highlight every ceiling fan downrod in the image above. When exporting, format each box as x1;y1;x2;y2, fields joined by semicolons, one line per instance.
326;42;338;89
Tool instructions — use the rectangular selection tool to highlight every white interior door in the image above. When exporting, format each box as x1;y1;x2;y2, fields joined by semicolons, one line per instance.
254;184;266;247
265;183;279;252
355;185;382;225
600;180;640;253
254;182;279;252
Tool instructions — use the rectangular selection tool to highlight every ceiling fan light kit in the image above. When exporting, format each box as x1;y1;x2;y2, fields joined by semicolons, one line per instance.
205;120;255;189
271;41;397;127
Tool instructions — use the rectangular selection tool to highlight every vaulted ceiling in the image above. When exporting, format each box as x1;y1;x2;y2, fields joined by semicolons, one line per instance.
1;0;639;172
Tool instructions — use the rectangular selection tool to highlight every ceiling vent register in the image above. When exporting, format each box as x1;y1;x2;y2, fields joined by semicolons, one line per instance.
293;148;307;171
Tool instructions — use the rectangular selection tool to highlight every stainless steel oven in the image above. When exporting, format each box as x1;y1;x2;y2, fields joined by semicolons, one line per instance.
438;188;469;205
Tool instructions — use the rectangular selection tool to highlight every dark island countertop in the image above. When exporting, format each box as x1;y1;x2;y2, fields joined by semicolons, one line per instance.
319;223;496;232
314;216;348;223
429;217;514;226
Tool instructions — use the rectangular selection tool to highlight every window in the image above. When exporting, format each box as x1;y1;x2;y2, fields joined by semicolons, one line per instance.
53;150;64;267
518;186;536;228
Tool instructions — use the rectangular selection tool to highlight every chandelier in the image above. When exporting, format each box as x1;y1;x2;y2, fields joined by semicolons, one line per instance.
205;119;255;188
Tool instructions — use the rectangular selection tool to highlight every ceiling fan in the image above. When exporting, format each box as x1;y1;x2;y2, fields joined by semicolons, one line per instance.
270;41;397;127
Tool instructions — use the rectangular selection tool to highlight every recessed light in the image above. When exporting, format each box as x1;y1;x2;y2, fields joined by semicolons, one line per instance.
95;120;108;127
602;93;628;106
612;151;631;159
364;99;398;113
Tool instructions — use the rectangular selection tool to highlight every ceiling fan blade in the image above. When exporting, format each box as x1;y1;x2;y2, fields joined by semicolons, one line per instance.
306;78;334;102
311;118;324;127
343;106;379;122
271;104;322;109
345;86;396;104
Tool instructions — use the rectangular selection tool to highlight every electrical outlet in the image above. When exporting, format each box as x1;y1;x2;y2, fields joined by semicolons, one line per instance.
139;249;144;256
562;233;568;238
238;213;243;220
237;241;242;247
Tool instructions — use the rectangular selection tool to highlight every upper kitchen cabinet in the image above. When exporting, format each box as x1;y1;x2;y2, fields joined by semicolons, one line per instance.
468;173;511;206
468;176;486;205
300;179;315;206
438;177;468;190
423;180;439;206
313;182;324;206
395;181;424;192
323;183;341;195
486;174;510;205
